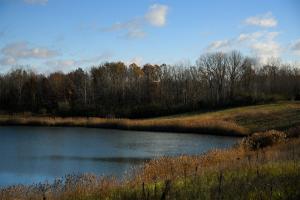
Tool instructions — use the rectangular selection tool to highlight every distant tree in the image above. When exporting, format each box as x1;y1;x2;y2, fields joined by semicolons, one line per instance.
0;50;299;117
227;51;243;100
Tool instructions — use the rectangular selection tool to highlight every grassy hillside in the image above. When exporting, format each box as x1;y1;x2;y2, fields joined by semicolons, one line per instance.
1;131;299;200
1;101;300;136
164;101;300;133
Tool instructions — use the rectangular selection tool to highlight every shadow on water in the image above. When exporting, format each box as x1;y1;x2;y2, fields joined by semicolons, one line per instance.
31;155;151;164
0;126;240;186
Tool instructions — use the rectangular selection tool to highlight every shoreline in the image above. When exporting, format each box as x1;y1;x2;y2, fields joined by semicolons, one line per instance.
0;115;247;137
1;101;300;137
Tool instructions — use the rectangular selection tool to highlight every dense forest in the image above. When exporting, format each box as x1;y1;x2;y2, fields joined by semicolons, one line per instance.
0;51;299;118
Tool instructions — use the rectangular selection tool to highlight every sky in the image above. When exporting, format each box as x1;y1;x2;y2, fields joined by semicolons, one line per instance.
0;0;300;73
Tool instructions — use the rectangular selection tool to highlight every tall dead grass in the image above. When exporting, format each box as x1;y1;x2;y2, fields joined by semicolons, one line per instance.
2;101;300;136
0;115;248;136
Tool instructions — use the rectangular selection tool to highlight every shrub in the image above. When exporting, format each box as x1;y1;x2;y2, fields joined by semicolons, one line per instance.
295;93;300;101
287;126;300;138
241;130;286;150
57;101;71;115
38;108;47;115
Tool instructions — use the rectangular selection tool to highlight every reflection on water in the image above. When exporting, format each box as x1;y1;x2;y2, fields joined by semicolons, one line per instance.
31;155;151;163
0;126;239;186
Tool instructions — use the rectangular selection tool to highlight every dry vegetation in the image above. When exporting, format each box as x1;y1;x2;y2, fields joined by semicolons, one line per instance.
1;128;299;200
1;101;300;136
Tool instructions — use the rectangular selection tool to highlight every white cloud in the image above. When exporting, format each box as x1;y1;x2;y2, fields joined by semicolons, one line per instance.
2;42;58;59
145;4;169;27
103;19;146;39
78;52;113;64
128;57;143;66
246;32;281;64
125;29;146;39
0;56;17;66
237;31;279;43
103;19;142;32
0;42;58;66
24;0;48;5
206;31;281;64
206;39;234;52
45;59;75;68
238;31;264;42
250;40;281;64
45;52;113;72
103;4;168;39
290;39;300;56
102;19;145;39
244;12;277;28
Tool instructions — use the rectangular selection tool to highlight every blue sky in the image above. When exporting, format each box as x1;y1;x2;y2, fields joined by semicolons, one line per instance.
0;0;300;73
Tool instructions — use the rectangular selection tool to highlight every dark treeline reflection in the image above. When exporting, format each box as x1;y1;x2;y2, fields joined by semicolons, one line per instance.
0;51;300;118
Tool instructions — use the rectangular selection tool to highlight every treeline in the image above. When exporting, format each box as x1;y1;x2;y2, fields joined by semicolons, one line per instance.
0;51;300;118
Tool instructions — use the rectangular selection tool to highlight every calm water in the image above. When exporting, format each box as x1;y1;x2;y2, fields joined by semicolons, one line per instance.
0;126;239;186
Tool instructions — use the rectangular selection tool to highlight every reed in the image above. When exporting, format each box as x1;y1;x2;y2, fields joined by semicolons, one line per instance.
1;101;300;136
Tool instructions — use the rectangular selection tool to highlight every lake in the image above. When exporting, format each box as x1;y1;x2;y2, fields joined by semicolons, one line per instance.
0;126;240;186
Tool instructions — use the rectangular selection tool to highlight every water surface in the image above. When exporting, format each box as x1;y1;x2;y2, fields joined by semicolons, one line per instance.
0;126;239;186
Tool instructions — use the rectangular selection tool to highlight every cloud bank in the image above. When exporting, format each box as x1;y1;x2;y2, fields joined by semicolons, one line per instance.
205;12;289;64
45;52;113;72
0;42;58;66
206;31;282;64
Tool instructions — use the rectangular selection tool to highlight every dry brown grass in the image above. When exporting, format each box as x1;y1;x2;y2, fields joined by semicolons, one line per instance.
241;130;287;150
0;114;248;136
132;136;295;185
1;101;300;137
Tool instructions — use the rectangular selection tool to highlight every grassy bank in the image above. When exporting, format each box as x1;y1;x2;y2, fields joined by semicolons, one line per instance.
1;130;299;200
1;101;300;136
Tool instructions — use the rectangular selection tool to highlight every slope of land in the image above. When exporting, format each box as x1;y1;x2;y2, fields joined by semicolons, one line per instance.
1;101;300;136
0;102;300;136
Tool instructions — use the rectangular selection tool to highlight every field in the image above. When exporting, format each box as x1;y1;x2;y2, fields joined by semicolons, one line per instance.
1;101;300;136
